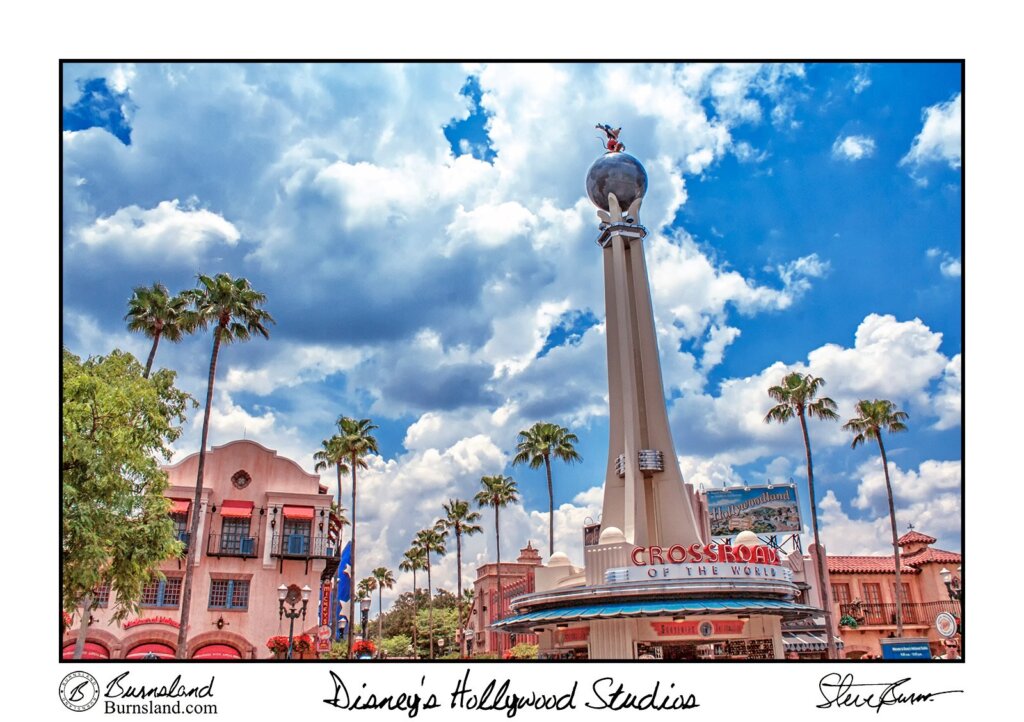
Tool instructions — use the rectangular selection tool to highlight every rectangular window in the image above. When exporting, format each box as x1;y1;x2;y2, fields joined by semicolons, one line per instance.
171;513;189;544
140;576;182;608
283;519;311;555
221;517;252;554
861;583;884;624
209;579;250;610
892;582;915;623
93;582;111;608
831;583;851;607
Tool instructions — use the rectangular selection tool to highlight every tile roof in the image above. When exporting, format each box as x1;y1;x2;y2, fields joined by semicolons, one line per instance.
897;530;937;546
828;547;961;575
827;556;920;574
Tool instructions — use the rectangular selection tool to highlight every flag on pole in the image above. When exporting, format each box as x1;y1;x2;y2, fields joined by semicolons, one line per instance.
336;541;353;603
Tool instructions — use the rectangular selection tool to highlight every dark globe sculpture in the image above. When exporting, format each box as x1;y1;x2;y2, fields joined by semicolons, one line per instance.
585;151;648;212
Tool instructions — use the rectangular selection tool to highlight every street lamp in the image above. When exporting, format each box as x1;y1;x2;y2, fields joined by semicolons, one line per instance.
338;615;348;643
438;637;446;658
359;597;371;641
939;566;963;601
278;583;312;660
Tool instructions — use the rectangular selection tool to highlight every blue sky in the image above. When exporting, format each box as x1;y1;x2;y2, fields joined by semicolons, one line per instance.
61;62;961;605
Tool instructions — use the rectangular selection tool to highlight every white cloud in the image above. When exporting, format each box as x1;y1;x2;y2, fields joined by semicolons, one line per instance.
832;134;876;161
925;247;961;278
734;141;769;164
930;354;962;430
851;458;962;515
74;199;240;260
850;64;871;94
901;93;962;173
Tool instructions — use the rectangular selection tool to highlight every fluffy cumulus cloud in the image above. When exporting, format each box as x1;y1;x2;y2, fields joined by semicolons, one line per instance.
926;247;961;278
60;63;960;604
832;134;876;161
901;93;962;178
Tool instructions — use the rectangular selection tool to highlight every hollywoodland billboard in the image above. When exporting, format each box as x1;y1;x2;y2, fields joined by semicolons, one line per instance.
706;484;802;536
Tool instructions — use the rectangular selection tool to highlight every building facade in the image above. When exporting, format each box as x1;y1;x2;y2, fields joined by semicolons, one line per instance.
468;543;542;656
62;440;340;660
828;530;961;659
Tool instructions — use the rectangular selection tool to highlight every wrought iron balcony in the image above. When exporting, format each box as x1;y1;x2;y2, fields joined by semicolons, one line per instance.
207;532;259;558
270;533;335;559
838;600;961;627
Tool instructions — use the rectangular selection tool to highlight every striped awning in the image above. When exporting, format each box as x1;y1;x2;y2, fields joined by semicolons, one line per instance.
492;599;819;628
193;644;241;659
220;500;254;518
170;499;191;515
62;642;110;660
783;631;844;652
126;643;175;659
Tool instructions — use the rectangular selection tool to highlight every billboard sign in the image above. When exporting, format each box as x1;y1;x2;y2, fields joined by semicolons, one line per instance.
706;484;801;537
880;638;932;660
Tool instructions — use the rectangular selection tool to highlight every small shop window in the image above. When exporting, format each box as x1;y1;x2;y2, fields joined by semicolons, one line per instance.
209;579;250;610
93;582;111;608
283;518;311;555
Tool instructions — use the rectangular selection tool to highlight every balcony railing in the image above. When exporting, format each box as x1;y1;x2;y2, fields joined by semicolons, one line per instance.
270;533;335;559
207;532;259;558
839;600;961;627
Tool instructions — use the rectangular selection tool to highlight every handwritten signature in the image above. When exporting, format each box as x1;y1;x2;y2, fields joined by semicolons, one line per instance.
818;673;962;712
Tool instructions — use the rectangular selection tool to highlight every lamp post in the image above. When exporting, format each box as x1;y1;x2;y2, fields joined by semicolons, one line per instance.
278;583;311;660
359;597;371;641
338;615;348;643
437;637;445;658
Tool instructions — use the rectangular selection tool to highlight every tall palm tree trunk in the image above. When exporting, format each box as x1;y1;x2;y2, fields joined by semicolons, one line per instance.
411;568;418;657
347;459;358;658
799;409;837;660
494;505;502;654
331;465;343;641
143;330;162;379
176;327;222;658
427;557;434;660
456;531;464;658
877;435;904;637
544;455;554;558
378;585;383;644
72;594;92;659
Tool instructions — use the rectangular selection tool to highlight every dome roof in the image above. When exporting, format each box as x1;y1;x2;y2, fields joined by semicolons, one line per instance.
598;526;626;544
547;552;572;567
734;530;759;547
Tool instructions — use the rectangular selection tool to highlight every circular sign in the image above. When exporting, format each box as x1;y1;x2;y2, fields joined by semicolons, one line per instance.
318;624;331;640
59;671;100;712
698;621;714;638
935;612;958;638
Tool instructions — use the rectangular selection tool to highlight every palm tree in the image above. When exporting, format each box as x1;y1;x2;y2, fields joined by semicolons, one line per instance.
843;399;910;637
176;273;273;659
512;422;581;557
474;474;519;645
414;526;447;660
439;499;483;657
335;416;379;658
125;282;196;378
764;371;840;659
314;434;350;642
399;547;427;657
371;566;396;644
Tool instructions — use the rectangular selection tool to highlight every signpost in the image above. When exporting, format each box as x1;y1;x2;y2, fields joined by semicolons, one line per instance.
317;624;332;653
935;612;958;638
879;637;932;660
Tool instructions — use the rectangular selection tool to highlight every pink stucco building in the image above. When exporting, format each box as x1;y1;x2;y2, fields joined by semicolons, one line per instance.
62;439;341;660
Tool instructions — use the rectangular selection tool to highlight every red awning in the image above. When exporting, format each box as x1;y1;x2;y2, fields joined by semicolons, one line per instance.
126;643;175;659
282;505;314;520
220;500;254;518
62;642;110;660
170;499;191;515
192;644;242;660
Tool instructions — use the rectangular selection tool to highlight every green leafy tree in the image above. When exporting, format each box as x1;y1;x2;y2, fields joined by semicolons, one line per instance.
380;633;413;659
439;498;483;657
413;606;459;659
176;273;274;658
843;399;910;637
314;433;350;640
335;417;380;658
512;422;582;558
474;474;519;629
764;371;840;659
62;348;193;659
371;566;396;644
414;526;448;659
124;283;196;378
507;642;539;659
399;547;427;656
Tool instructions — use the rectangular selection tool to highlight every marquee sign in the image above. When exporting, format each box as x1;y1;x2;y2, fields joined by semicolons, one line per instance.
630;542;782;566
606;562;793;584
319;582;332;627
121;616;181;629
650;619;746;637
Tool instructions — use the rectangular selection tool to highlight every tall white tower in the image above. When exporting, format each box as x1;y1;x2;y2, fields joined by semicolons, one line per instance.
586;140;704;549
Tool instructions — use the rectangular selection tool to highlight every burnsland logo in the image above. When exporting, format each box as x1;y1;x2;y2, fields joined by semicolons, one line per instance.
59;671;100;712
